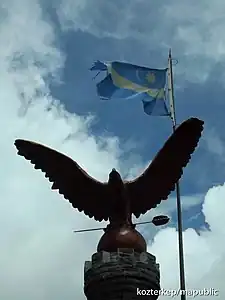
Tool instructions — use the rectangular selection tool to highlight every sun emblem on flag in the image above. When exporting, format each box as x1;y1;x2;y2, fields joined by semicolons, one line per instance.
146;72;155;84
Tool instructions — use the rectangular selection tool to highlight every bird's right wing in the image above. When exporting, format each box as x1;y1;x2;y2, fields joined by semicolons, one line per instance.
14;139;111;221
126;118;204;218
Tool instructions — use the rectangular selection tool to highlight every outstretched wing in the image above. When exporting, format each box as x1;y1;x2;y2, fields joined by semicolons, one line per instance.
14;139;110;221
126;118;204;218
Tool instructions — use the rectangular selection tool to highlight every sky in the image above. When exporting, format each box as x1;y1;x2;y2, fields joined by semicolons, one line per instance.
1;0;225;299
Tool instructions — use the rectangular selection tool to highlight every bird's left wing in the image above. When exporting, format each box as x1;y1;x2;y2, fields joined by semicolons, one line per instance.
125;118;204;218
14;139;111;221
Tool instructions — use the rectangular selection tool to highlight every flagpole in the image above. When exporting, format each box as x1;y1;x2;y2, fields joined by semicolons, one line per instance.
168;49;186;300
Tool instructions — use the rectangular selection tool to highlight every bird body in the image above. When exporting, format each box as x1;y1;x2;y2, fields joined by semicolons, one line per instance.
107;168;132;228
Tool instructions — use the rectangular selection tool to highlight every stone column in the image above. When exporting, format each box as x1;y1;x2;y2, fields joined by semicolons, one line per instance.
84;248;160;300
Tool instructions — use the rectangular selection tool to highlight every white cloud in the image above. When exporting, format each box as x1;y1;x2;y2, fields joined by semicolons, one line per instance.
203;127;225;162
0;0;224;299
0;1;122;299
57;0;225;82
149;184;225;299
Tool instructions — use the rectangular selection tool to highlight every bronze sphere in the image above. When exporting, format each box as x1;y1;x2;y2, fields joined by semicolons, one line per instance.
97;225;147;253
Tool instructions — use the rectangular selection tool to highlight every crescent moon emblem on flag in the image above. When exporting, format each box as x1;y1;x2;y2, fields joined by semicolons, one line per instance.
135;69;142;83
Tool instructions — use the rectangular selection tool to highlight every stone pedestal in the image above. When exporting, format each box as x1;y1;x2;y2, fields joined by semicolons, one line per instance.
84;249;160;300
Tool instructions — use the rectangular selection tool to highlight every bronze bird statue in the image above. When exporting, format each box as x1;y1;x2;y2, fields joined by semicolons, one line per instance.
14;117;204;252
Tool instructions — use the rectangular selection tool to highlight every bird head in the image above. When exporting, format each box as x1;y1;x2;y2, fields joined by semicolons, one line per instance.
108;168;122;182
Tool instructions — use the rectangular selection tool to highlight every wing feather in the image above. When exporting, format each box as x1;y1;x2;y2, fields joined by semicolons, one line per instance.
14;139;110;221
126;118;204;218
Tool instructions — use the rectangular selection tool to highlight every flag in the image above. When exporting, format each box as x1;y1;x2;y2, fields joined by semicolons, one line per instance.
90;60;169;116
